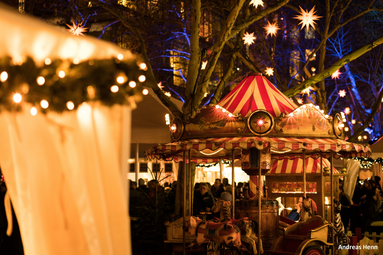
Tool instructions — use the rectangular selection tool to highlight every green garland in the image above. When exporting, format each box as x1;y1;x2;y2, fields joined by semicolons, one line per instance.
0;56;146;113
347;157;383;170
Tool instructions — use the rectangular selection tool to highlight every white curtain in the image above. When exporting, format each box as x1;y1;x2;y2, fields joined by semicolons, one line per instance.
343;160;361;203
0;102;131;255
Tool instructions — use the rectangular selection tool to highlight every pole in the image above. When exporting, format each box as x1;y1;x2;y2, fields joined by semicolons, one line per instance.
135;143;139;182
330;151;334;255
183;151;186;255
303;150;306;198
232;149;235;218
188;149;192;216
320;153;324;217
219;161;224;182
258;150;262;254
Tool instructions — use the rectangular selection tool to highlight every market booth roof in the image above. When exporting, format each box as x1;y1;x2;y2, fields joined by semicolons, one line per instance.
269;157;338;174
218;74;297;117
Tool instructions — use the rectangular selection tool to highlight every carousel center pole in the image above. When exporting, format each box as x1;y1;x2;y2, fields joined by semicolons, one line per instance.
330;151;334;255
232;149;235;218
188;149;192;216
303;150;306;198
183;151;186;255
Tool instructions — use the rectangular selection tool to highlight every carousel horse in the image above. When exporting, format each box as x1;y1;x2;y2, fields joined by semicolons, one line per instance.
333;199;349;250
299;197;314;222
236;219;263;255
211;192;232;222
185;216;250;255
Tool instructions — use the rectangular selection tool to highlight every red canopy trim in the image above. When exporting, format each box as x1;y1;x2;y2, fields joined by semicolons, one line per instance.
269;157;338;174
218;75;297;117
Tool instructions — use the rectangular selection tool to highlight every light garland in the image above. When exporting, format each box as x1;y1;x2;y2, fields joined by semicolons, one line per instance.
0;56;146;113
348;157;383;170
214;104;237;117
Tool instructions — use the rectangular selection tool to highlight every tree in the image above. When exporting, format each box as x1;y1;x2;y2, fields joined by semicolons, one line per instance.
18;0;383;142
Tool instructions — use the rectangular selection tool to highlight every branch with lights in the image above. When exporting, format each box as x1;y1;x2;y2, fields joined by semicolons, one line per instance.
0;55;149;114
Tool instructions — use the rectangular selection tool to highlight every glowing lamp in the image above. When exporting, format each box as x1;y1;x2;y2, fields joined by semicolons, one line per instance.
117;76;125;84
73;58;80;64
30;107;37;116
142;89;149;95
139;63;147;70
222;108;226;113
58;71;65;78
344;107;350;115
138;75;146;82
215;105;220;109
311;67;316;72
351;119;356;124
129;81;136;88
37;76;45;85
228;113;233;117
170;124;177;133
344;127;349;132
117;54;124;60
0;71;8;82
45;58;52;65
40;99;49;109
363;135;368;140
66;101;75;110
13;93;22;103
110;85;119;93
358;135;362;140
165;114;170;125
257;118;265;127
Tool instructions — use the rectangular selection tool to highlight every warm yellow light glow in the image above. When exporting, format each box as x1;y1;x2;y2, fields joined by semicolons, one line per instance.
201;61;208;70
264;21;279;37
297;98;303;104
45;58;52;65
332;70;341;79
351;119;356;124
158;82;164;89
358;135;362;140
40;99;49;109
110;85;119;93
37;76;45;85
164;92;171;97
222;108;226;113
215;105;220;109
294;6;321;31
311;67;316;72
138;75;146;82
58;71;65;78
87;86;96;99
363;135;368;140
142;89;149;95
117;54;124;60
66;21;88;36
228;113;233;117
345;127;349;132
73;58;80;64
129;81;136;88
242;32;256;45
13;93;22;103
0;71;8;82
249;0;263;8
117;76;125;84
338;89;346;97
200;148;224;156
139;63;147;70
265;67;274;76
66;101;75;110
344;107;350;115
301;86;313;95
30;107;37;116
165;114;170;125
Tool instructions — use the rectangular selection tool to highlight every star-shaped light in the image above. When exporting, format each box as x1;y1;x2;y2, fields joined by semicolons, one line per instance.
66;21;88;36
297;98;303;104
242;32;256;45
344;107;351;115
255;117;266;127
265;67;274;76
164;92;171;97
250;0;264;8
158;82;164;89
294;6;321;32
301;86;314;95
338;90;346;97
264;21;279;37
201;61;208;70
332;70;342;79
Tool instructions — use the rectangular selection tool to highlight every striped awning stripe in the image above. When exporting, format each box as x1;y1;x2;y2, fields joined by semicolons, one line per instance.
269;157;338;174
218;75;297;117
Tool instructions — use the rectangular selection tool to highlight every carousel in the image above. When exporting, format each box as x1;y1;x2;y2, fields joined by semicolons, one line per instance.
146;73;370;255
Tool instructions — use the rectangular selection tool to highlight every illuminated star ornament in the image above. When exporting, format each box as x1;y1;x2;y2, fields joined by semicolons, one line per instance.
157;82;164;89
297;98;303;104
250;0;264;8
255;117;266;128
301;86;314;95
265;67;274;76
332;70;342;79
294;6;322;31
264;21;279;37
66;21;88;36
338;89;346;98
201;61;208;70
242;32;256;46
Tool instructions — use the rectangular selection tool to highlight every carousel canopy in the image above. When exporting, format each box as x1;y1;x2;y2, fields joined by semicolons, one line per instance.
218;73;297;117
268;157;338;174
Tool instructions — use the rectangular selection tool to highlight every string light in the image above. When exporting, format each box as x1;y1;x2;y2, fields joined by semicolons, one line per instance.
117;76;125;84
58;71;65;78
73;58;80;65
142;89;149;95
40;99;49;109
36;76;45;85
13;93;22;103
139;63;147;70
138;75;146;82
44;58;52;65
30;107;37;116
0;71;8;82
66;101;75;110
129;81;136;88
117;54;124;60
344;127;349;132
344;107;351;115
110;85;119;93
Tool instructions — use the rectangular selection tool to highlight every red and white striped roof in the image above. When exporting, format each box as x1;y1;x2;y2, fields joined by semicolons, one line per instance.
269;157;338;174
218;74;297;117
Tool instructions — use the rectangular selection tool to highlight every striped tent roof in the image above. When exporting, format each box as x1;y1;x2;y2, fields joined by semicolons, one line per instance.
218;74;297;117
269;157;338;174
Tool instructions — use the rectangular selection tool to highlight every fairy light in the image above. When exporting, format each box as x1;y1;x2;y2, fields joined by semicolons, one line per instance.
165;114;170;125
37;76;45;85
344;127;349;132
0;71;8;82
44;58;52;65
13;93;22;103
66;101;75;110
358;135;362;140
138;75;146;82
363;135;368;140
215;105;220;109
110;85;119;93
351;119;356;124
73;58;80;65
40;99;49;109
142;89;149;95
58;71;65;78
139;63;147;70
30;107;37;116
129;81;136;88
117;76;125;84
344;107;350;115
117;54;124;60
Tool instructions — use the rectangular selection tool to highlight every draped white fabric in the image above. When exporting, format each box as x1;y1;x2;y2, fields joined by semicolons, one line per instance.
343;160;361;203
0;102;131;255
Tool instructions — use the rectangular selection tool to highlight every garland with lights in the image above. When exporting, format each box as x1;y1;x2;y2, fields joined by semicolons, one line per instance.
0;56;147;113
347;157;383;170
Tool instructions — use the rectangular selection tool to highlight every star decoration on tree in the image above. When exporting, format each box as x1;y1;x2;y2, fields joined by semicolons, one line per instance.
66;21;88;36
294;6;321;32
250;0;264;8
297;98;303;104
265;67;274;76
242;32;256;45
201;61;208;70
301;86;314;95
338;89;346;97
158;82;164;90
331;70;342;79
264;21;279;37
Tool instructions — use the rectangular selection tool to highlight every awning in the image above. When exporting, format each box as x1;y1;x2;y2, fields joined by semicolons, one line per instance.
268;157;338;174
218;74;297;117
